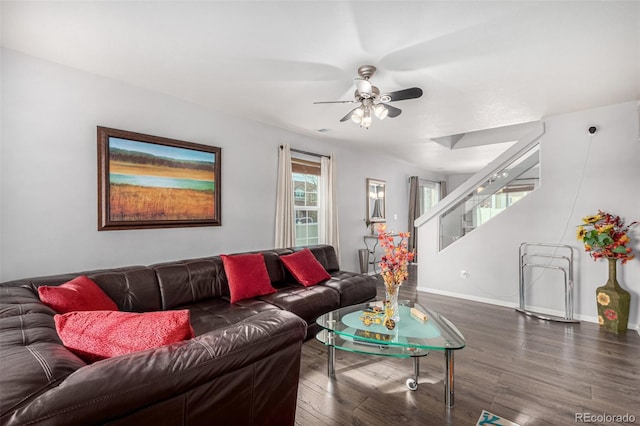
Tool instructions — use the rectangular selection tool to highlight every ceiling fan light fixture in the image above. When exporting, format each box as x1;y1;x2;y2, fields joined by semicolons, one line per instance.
351;106;364;124
361;108;372;128
374;103;388;120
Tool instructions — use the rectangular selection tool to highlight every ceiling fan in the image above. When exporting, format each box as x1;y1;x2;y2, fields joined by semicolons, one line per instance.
313;65;423;128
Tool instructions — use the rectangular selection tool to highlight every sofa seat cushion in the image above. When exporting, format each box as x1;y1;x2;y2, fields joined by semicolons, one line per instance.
257;284;339;325
184;298;279;335
319;271;378;307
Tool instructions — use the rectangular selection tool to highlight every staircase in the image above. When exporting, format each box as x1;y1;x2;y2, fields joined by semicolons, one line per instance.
416;122;544;251
413;121;545;308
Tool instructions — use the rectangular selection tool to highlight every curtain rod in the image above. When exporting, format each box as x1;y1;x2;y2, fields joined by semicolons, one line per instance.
280;145;329;159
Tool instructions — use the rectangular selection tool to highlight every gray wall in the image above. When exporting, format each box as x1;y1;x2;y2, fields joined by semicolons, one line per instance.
0;49;442;281
418;101;640;329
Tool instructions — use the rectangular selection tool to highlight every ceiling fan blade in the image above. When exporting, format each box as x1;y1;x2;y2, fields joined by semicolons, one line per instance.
383;104;402;118
314;100;358;104
340;107;360;122
383;87;423;102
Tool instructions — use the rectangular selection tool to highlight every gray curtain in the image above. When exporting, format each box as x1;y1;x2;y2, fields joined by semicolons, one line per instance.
408;176;420;261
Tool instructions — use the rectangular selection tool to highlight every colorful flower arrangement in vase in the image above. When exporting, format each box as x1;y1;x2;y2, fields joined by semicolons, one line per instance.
577;211;637;264
577;210;637;334
377;224;414;328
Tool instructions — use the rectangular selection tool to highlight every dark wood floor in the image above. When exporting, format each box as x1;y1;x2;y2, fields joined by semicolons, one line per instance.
296;266;640;425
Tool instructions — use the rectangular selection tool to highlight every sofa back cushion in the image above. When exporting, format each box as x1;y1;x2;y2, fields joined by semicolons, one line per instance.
12;267;163;313
153;251;291;309
153;257;227;310
261;250;291;286
87;268;163;312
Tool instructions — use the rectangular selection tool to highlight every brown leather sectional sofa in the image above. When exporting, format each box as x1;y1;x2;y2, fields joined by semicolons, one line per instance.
0;245;378;426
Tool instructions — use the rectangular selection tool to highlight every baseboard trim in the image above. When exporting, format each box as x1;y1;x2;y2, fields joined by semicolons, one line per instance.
417;285;640;335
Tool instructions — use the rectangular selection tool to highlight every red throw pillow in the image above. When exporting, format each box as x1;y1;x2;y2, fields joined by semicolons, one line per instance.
54;310;195;362
221;253;276;303
38;275;118;314
281;248;331;287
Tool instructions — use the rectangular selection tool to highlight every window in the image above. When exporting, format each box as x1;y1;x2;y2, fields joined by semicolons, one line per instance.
419;180;441;215
276;145;338;252
292;158;320;246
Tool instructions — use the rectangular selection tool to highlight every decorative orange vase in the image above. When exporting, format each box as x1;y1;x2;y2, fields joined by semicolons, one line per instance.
595;258;630;334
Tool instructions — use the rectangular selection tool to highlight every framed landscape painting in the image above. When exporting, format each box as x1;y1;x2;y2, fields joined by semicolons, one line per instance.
98;127;221;230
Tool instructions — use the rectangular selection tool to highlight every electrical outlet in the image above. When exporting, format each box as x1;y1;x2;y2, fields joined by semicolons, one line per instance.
460;270;469;279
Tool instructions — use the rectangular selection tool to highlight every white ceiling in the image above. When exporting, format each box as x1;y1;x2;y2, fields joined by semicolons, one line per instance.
2;1;639;174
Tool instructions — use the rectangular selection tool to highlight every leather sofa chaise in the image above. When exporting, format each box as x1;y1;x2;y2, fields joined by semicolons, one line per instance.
0;245;377;426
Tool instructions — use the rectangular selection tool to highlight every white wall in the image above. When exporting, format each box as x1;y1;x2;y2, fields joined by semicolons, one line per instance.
418;101;640;329
0;49;441;281
446;173;473;194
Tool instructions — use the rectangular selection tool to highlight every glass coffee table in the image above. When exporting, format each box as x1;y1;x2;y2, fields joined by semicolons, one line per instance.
315;301;465;407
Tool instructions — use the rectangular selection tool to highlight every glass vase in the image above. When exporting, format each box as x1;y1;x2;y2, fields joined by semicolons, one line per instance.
384;284;400;324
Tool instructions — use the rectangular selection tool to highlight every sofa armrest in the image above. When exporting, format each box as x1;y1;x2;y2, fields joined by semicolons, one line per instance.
2;310;307;426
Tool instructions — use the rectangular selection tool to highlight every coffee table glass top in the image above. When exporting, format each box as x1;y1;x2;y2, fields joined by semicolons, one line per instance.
316;301;465;358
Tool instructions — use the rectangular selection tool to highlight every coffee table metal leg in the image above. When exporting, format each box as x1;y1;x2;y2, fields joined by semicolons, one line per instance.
406;357;419;390
327;330;336;377
445;349;454;407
